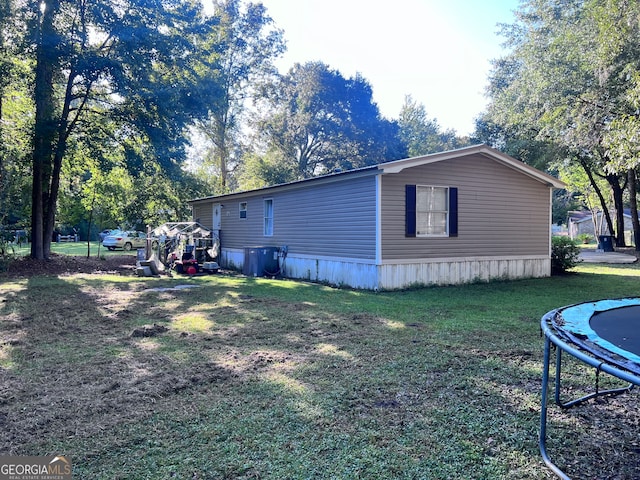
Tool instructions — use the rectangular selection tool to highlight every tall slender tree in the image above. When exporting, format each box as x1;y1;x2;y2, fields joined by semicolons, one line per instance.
193;0;285;193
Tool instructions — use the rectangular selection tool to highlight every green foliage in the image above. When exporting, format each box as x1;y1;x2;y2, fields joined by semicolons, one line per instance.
256;61;406;180
577;233;593;244
0;232;16;272
399;95;466;157
237;151;297;190
602;72;640;172
554;160;610;211
472;115;563;172
0;57;33;229
551;236;582;274
192;0;286;191
19;0;221;258
484;0;640;246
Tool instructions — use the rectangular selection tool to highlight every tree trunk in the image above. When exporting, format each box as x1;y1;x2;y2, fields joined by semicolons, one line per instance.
580;159;616;240
216;111;229;192
0;93;3;171
30;0;60;260
218;144;228;191
44;72;80;258
43;119;68;259
629;168;640;250
608;174;627;247
86;183;98;258
0;90;4;193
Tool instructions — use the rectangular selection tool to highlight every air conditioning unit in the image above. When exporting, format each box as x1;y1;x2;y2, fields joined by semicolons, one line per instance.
243;247;279;277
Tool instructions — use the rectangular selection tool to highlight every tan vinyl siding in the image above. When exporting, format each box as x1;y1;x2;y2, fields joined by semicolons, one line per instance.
192;203;214;229
381;154;552;260
209;175;378;260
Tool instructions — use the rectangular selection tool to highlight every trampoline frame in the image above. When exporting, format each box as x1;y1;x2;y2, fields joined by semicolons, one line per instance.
540;307;640;479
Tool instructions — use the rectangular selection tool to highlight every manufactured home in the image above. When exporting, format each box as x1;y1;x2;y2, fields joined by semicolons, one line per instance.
189;144;564;290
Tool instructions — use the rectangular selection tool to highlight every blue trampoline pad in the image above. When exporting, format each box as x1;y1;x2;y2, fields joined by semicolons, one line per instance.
553;298;640;374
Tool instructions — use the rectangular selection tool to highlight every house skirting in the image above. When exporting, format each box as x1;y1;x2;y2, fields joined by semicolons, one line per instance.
378;256;551;290
219;248;551;290
220;248;379;289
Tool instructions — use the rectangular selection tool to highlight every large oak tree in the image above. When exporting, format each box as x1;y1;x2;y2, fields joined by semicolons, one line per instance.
26;0;215;259
257;61;406;181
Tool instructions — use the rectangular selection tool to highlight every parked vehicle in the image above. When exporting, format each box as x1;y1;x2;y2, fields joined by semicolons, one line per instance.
99;229;116;241
102;231;150;251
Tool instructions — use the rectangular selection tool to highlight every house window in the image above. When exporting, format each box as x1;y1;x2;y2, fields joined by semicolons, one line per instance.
239;202;247;219
264;199;273;236
417;186;449;236
405;185;458;238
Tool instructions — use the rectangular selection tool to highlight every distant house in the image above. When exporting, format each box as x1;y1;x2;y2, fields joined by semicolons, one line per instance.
189;144;565;290
568;209;639;245
567;211;596;239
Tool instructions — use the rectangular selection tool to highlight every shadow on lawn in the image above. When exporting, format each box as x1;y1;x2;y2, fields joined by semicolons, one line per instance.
460;345;640;480
1;273;640;478
0;275;235;453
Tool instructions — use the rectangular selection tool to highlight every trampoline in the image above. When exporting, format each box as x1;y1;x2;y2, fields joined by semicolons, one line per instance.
540;298;640;479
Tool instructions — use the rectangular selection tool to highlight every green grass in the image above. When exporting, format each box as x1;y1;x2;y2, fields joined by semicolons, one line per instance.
10;240;137;257
1;264;640;478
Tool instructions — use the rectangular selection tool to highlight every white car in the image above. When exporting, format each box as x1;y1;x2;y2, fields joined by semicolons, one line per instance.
102;231;149;251
99;229;116;241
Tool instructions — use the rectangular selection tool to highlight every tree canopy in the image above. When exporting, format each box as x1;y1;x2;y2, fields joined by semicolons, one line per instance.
192;0;285;194
10;0;221;258
399;95;466;157
1;0;472;258
254;61;406;181
484;0;640;245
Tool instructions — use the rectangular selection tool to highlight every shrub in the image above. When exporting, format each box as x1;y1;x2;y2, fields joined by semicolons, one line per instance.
551;236;582;274
0;237;16;272
577;233;593;244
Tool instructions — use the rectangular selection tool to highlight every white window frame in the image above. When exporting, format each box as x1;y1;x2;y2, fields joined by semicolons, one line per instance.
416;185;449;237
239;202;247;219
263;198;273;236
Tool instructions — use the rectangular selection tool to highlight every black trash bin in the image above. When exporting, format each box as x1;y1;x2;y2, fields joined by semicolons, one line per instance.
597;235;614;252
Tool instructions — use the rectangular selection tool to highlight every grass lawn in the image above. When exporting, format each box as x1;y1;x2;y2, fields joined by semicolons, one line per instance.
1;261;640;478
11;241;137;257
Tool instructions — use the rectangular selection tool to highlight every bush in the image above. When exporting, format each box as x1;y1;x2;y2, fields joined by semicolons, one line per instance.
551;236;582;274
577;233;593;244
0;237;16;272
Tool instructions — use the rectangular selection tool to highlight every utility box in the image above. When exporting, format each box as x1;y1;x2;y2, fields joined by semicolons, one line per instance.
243;247;279;277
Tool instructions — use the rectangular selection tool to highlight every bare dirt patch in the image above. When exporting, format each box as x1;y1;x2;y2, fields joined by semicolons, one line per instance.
2;254;136;279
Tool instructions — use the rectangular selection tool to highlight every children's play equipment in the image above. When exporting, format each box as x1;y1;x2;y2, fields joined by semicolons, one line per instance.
540;298;640;479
